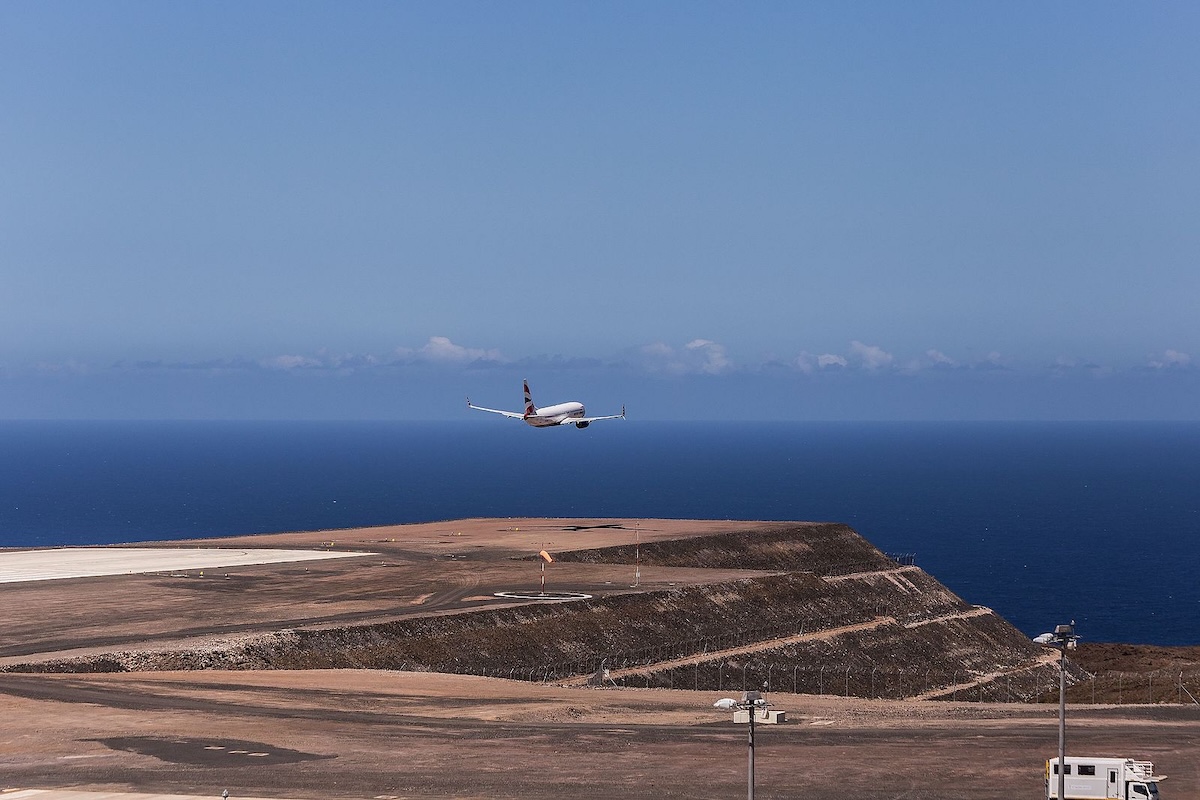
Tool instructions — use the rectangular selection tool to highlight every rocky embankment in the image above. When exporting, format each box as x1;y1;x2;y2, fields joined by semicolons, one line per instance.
3;523;1070;700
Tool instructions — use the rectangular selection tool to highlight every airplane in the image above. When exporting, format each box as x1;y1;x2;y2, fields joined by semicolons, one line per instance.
467;380;625;428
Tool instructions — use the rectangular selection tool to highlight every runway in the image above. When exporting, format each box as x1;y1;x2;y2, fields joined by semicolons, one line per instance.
0;547;373;584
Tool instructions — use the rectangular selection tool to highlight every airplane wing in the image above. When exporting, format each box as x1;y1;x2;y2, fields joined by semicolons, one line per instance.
466;398;526;419
557;405;626;424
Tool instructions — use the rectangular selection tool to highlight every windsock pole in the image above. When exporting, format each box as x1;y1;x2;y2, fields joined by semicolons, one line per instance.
538;546;554;596
633;521;641;588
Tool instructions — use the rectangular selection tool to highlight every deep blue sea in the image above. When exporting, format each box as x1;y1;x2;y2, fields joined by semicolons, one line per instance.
1;421;1197;646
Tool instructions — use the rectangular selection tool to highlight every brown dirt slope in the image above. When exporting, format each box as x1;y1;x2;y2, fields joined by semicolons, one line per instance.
551;521;896;574
1073;642;1200;673
0;519;1067;702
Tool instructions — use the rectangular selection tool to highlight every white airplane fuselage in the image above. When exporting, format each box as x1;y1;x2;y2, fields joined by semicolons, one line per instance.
466;380;623;428
523;401;586;427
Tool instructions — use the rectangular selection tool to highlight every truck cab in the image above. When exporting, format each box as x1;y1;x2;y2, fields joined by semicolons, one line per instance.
1126;780;1160;800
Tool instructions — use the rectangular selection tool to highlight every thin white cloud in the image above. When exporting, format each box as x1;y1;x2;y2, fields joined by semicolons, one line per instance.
261;338;506;372
1047;356;1112;378
849;341;893;370
974;351;1010;370
392;337;505;364
817;353;848;368
641;341;674;358
1149;349;1191;369
793;352;816;373
418;336;505;363
636;341;687;375
636;339;733;375
926;349;957;367
23;342;1194;387
685;339;732;374
261;354;324;370
261;352;380;371
793;350;853;371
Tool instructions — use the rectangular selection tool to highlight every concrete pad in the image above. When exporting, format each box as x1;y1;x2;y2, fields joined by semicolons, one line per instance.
0;548;373;584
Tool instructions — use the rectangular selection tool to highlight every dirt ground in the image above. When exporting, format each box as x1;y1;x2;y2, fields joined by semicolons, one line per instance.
1;670;1197;800
2;519;1197;799
0;519;780;666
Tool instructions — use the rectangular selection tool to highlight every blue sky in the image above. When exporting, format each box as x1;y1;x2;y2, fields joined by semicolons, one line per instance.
2;2;1197;419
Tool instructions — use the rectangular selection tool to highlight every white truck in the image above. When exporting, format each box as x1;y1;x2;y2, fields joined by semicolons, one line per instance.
1046;757;1165;800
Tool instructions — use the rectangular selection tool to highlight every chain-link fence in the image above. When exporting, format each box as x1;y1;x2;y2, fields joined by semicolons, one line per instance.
420;658;1200;705
1058;669;1200;705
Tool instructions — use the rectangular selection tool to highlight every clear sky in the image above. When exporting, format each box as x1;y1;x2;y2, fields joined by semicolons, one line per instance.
2;2;1197;419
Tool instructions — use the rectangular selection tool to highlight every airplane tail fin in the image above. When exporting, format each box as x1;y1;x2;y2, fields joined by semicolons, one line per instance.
523;380;536;417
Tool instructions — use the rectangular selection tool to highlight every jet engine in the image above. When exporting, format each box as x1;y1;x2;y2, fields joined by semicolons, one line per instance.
575;421;590;429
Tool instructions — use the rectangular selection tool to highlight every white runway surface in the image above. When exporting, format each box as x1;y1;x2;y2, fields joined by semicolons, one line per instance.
0;547;373;584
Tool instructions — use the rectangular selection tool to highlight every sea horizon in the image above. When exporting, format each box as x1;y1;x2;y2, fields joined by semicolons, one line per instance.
3;419;1197;646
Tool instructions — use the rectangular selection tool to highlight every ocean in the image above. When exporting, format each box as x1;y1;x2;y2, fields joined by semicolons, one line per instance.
1;420;1197;646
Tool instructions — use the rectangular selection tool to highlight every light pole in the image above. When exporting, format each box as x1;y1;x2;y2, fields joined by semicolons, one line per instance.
1036;622;1079;800
714;690;769;800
